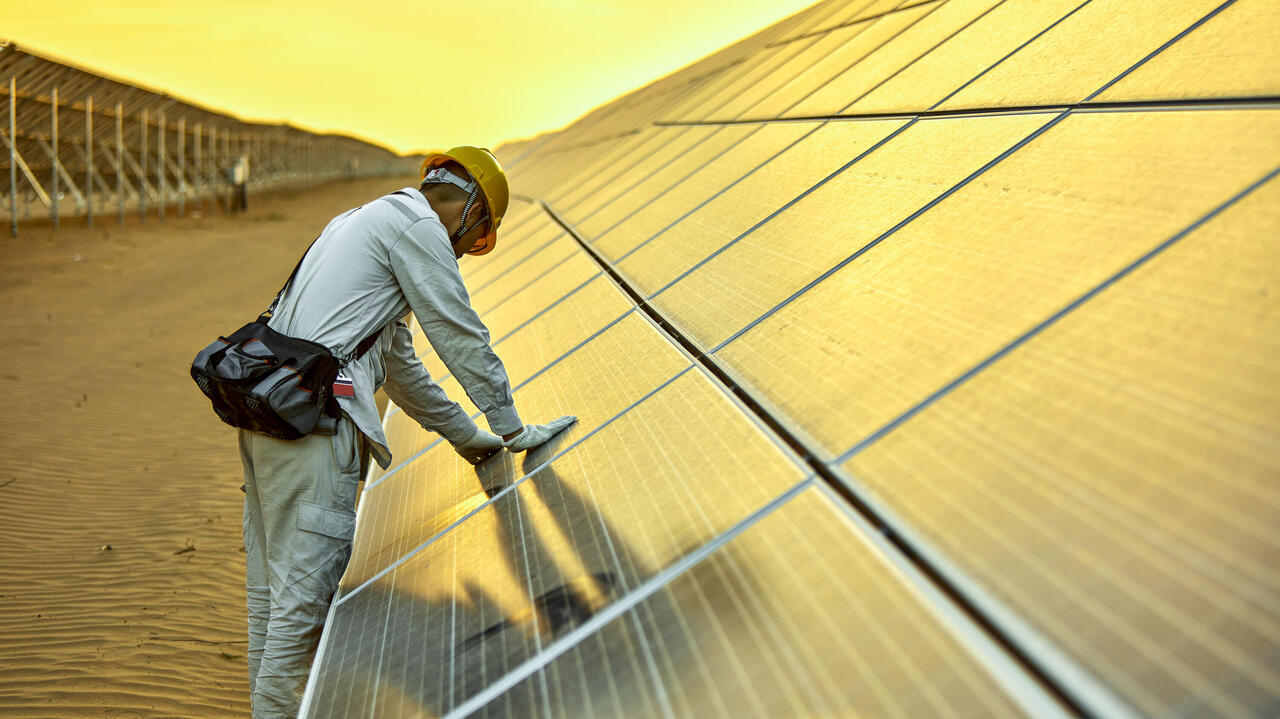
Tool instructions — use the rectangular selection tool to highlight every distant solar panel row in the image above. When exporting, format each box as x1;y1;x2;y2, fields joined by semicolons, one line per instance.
302;0;1279;716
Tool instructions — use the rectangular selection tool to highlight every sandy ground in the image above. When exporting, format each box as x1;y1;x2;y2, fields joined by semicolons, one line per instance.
0;176;412;718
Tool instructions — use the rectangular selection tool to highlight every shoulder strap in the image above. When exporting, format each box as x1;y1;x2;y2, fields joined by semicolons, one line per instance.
259;234;321;323
384;191;424;222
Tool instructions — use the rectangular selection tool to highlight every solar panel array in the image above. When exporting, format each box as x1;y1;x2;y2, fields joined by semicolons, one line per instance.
301;1;1280;716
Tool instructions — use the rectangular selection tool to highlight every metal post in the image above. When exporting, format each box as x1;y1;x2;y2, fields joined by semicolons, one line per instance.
139;108;147;221
115;102;124;225
193;122;202;215
157;113;165;220
211;127;219;214
177;117;185;217
85;96;94;228
9;76;17;238
51;86;59;228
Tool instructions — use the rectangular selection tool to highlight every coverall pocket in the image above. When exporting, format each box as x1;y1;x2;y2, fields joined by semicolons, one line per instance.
331;421;363;476
287;501;355;592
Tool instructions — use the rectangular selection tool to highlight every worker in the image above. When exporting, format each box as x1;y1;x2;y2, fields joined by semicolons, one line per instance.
237;146;575;719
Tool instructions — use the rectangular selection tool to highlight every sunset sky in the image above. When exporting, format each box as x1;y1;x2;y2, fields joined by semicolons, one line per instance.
2;0;818;155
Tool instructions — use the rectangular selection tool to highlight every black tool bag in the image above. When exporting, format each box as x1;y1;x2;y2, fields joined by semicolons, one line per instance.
191;238;378;440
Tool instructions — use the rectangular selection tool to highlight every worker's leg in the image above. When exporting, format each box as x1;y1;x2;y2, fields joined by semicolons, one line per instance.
243;420;362;719
239;430;270;695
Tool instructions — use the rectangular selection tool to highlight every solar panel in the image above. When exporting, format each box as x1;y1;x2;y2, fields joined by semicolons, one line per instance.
301;1;1280;716
591;123;815;261
468;234;582;316
307;370;810;717
573;125;759;240
469;487;1054;718
841;175;1280;718
711;109;1279;457
1091;0;1280;102
617;118;910;296
421;274;632;384
935;0;1231;110
846;0;1091;114
652;112;1054;351
345;314;693;592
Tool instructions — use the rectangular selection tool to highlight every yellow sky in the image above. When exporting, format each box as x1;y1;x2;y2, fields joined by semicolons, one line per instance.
3;0;819;155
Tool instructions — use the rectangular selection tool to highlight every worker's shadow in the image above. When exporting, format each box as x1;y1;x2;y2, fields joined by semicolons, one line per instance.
309;429;701;717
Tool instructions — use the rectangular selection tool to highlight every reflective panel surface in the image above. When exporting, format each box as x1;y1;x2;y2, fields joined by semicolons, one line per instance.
845;0;1089;114
842;177;1280;719
936;0;1228;110
475;253;600;344
734;13;914;121
310;371;807;717
469;233;580;316
476;488;1040;719
591;123;815;261
421;275;632;385
344;313;693;591
618;118;908;296
715;110;1280;458
785;0;1002;118
1091;0;1280;102
573;125;760;241
653;112;1052;350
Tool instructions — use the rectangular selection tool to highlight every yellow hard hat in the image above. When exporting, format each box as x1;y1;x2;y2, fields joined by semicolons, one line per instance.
419;146;509;256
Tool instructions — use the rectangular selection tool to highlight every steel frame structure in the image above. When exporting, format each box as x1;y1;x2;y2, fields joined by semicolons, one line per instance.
1;42;415;236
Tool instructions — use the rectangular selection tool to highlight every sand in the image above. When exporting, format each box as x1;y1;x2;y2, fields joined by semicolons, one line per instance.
0;176;413;718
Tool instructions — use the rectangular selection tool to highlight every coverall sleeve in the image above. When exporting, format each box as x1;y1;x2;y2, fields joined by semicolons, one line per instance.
387;221;524;436
382;320;481;444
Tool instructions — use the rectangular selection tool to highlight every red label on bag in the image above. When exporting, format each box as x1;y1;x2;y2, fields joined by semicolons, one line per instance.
333;374;355;398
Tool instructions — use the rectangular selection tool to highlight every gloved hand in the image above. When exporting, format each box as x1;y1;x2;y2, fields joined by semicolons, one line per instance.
450;427;504;465
503;416;577;452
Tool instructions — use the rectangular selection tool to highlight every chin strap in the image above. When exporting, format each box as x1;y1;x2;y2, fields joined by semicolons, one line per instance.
423;165;488;254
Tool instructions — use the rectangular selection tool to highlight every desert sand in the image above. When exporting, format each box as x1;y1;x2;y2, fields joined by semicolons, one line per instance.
0;176;413;718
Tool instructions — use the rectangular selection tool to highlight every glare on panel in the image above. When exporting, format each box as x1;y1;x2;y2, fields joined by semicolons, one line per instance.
477;488;1038;719
313;370;807;717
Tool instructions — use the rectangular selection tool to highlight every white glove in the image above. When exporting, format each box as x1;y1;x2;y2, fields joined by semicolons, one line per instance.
451;427;504;465
504;416;577;452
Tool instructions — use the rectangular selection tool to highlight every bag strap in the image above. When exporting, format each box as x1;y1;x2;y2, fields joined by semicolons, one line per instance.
258;235;319;323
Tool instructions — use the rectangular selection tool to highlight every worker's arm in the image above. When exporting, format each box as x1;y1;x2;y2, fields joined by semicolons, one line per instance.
382;320;502;464
387;221;523;437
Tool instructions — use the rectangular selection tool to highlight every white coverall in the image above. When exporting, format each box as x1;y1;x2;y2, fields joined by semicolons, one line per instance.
239;187;524;718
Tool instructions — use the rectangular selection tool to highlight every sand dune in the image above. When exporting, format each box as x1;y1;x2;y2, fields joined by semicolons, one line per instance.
0;176;414;718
